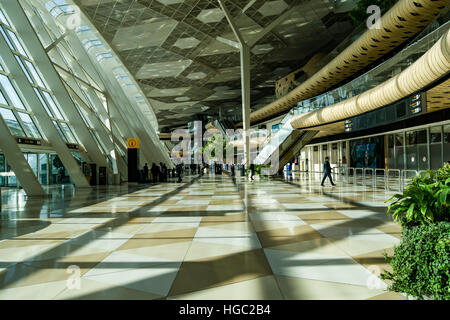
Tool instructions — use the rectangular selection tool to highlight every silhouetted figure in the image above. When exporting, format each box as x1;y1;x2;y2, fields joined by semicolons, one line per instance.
151;163;159;183
249;163;255;181
321;156;335;187
162;163;168;182
231;164;235;176
143;163;149;182
176;163;183;182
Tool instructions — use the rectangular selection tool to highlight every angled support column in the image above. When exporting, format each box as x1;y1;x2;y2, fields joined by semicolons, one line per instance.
0;117;45;196
0;26;90;188
218;0;251;167
4;0;109;170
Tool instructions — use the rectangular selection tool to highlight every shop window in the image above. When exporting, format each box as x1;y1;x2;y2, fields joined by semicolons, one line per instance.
430;126;442;170
444;125;450;164
430;126;442;143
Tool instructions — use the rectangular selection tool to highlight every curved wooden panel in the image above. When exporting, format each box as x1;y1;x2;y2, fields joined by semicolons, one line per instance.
290;28;450;129
249;0;448;124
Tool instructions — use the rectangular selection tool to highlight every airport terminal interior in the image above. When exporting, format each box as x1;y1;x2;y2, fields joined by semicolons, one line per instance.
0;0;449;300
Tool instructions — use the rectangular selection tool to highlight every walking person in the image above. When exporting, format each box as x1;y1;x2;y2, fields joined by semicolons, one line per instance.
321;156;336;187
249;163;255;181
176;163;183;183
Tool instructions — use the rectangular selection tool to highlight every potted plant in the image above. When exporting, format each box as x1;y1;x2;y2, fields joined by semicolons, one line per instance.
381;165;450;300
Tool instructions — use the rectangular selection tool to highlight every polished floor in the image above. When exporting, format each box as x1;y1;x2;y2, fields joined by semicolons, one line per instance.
0;172;405;299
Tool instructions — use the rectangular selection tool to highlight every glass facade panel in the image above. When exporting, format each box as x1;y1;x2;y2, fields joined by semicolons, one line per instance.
0;106;25;136
0;88;7;105
15;55;34;83
18;112;42;138
7;29;28;57
0;74;26;109
53;120;67;142
26;153;38;176
42;91;63;119
34;87;53;117
59;122;76;143
0;25;15;50
24;59;45;88
0;8;10;26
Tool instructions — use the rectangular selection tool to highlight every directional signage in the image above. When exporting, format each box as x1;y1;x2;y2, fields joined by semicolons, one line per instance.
127;138;140;149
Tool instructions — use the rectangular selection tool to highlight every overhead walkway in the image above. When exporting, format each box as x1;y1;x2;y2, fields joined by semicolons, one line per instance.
250;11;449;173
290;26;450;130
248;0;448;124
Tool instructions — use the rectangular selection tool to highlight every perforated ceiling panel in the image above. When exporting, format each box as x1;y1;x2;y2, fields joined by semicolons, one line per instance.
76;0;357;129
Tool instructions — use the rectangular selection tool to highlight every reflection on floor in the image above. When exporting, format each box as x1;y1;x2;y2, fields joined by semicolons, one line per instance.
0;173;406;300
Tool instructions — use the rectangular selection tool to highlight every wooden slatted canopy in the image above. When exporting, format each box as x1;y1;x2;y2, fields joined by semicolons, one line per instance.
290;29;450;129
248;0;448;124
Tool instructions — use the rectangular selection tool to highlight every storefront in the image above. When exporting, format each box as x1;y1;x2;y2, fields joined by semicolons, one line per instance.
299;122;450;172
0;151;83;187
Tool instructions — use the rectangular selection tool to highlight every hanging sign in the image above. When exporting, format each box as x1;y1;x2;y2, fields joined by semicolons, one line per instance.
127;138;140;149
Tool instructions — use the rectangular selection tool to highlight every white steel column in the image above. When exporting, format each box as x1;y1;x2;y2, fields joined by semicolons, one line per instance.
218;0;251;166
0;117;45;196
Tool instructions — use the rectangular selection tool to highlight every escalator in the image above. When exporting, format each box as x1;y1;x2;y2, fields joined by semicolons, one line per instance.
253;112;318;172
213;119;235;136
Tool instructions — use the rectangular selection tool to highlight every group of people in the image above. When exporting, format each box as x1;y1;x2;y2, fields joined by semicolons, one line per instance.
142;162;182;183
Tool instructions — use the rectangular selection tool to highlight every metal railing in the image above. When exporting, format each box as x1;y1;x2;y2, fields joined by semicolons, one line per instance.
354;168;364;185
291;167;430;191
375;169;387;190
387;169;401;191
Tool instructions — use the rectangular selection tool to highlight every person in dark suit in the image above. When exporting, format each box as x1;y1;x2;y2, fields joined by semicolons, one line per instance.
321;157;335;186
249;163;255;181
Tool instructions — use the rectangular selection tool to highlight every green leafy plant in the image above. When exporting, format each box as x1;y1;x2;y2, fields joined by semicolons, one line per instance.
381;222;450;300
386;166;450;227
246;164;271;176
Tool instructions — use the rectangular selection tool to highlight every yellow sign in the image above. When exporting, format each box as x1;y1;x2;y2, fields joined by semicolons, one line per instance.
127;138;140;149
